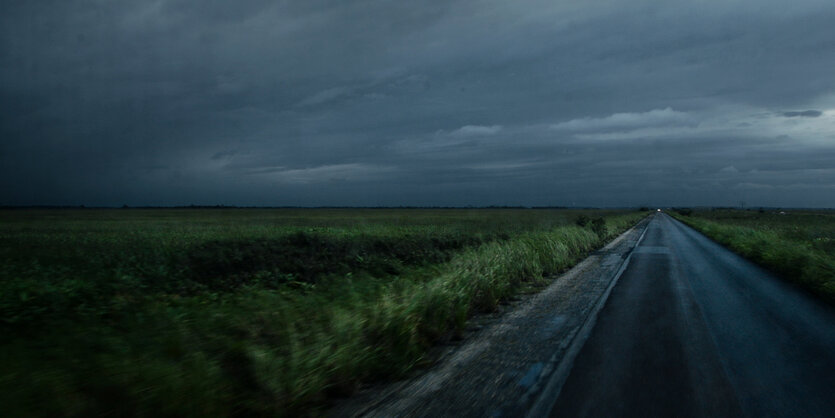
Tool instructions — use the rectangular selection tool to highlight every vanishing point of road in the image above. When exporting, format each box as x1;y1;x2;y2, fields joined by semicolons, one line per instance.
550;213;835;417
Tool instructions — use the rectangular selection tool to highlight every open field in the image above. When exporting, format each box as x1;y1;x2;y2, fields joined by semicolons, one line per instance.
0;208;646;416
671;209;835;303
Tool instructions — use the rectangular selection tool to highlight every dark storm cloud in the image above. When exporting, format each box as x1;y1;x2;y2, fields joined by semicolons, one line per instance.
783;110;823;118
2;0;835;207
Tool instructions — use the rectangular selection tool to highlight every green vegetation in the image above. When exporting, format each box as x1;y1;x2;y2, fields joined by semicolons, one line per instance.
0;208;646;416
672;209;835;303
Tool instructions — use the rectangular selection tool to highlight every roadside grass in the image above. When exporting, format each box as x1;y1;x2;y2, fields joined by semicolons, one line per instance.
671;209;835;303
0;209;646;416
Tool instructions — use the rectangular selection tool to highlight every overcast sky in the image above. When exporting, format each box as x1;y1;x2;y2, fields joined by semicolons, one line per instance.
2;0;835;207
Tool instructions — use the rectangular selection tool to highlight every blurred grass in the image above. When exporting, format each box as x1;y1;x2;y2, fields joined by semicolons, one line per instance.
671;209;835;303
0;208;646;416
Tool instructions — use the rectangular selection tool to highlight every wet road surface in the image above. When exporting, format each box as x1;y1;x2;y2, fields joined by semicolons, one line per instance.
550;213;835;417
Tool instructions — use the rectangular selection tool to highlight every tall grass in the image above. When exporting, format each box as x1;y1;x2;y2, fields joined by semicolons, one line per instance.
0;209;645;416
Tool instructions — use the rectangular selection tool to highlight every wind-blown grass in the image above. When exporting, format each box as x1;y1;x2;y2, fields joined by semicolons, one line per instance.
0;209;645;416
672;209;835;303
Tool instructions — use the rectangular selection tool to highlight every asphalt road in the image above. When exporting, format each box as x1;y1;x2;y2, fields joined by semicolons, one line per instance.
550;213;835;418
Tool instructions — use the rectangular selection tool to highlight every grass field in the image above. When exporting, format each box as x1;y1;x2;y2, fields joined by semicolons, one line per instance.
0;208;646;416
672;209;835;303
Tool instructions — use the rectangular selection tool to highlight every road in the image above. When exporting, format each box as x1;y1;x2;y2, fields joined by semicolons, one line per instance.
549;213;835;417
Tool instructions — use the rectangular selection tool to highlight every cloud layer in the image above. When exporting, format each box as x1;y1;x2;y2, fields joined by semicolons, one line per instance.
2;0;835;207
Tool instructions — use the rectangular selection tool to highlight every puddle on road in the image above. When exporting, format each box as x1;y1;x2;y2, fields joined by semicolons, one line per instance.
518;362;544;388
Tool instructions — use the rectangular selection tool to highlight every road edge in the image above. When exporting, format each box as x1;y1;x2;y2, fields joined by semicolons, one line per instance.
525;216;651;417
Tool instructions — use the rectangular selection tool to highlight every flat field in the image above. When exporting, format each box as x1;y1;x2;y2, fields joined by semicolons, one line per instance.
673;209;835;303
0;208;645;416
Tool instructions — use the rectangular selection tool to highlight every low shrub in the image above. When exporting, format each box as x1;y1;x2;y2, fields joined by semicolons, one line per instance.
590;217;607;238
